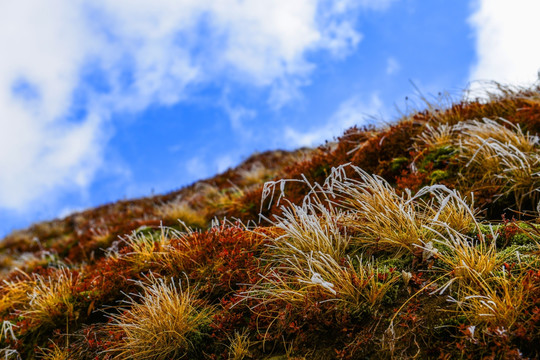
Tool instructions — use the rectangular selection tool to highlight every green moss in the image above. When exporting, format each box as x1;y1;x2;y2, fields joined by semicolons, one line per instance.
378;253;415;271
497;243;539;266
420;146;456;169
390;157;409;172
428;169;449;184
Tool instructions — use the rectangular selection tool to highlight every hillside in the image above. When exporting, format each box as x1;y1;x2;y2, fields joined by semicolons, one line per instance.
1;82;540;359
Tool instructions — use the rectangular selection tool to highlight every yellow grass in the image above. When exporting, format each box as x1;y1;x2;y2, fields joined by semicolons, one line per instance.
248;251;399;313
157;199;207;228
270;200;350;260
329;166;429;254
227;329;252;360
106;273;213;360
450;272;529;331
0;278;31;315
37;343;70;360
23;267;76;326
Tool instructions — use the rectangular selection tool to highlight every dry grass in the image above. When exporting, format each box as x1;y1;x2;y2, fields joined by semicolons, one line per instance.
1;320;17;342
227;329;252;360
23;267;76;326
425;223;502;294
328;166;428;254
157;199;207;228
120;226;188;266
0;348;20;360
0;278;31;315
106;273;213;360
414;117;540;210
456;118;538;153
490;142;540;210
37;343;70;360
249;250;398;313
417;185;478;234
269;200;350;261
237;162;275;187
414;123;455;150
452;273;529;331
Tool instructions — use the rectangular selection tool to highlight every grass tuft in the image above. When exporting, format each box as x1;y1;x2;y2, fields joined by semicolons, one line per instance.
106;273;213;360
23;267;77;326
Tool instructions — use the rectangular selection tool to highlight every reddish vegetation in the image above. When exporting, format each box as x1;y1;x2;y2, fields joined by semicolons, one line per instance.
1;83;540;359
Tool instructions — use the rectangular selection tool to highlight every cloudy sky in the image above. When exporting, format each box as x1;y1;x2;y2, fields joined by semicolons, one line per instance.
1;0;539;236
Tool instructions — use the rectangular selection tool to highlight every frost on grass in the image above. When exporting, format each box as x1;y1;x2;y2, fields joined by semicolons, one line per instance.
106;273;212;360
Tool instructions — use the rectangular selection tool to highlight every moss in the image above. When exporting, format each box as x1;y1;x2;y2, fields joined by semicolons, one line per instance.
378;253;415;271
428;169;449;184
390;157;409;172
420;145;456;169
497;243;539;266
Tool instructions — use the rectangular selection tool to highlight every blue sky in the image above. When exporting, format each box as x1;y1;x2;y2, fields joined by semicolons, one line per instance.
1;0;540;237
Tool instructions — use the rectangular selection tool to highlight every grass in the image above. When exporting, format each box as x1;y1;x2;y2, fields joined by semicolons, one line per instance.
106;273;213;360
269;200;350;260
37;343;70;360
246;251;399;316
427;224;501;293
22;267;77;326
2;82;540;359
414;123;455;150
453;272;530;331
227;329;252;360
119;225;188;267
329;166;428;255
415;117;540;210
0;277;31;316
157;199;207;228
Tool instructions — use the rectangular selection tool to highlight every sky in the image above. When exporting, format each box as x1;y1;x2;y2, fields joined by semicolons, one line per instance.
1;0;540;237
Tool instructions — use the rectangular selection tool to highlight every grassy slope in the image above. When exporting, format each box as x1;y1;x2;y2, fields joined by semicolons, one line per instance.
1;83;540;359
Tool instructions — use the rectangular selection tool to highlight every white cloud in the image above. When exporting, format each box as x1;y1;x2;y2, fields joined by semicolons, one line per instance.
185;156;210;179
469;0;540;86
285;94;383;147
216;155;235;173
386;57;400;75
0;0;392;212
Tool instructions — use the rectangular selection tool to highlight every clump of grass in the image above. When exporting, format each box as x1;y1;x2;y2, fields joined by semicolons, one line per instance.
249;250;399;314
489;142;540;210
37;343;70;360
456;118;538;153
417;185;478;234
106;273;213;360
119;226;188;267
426;224;501;293
0;277;31;315
227;329;252;360
414;123;456;150
415;117;540;210
269;199;350;261
452;272;530;331
157;199;207;228
23;267;77;326
327;166;429;255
